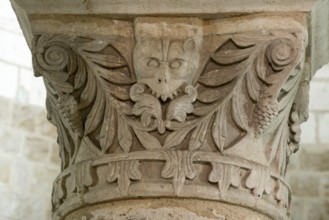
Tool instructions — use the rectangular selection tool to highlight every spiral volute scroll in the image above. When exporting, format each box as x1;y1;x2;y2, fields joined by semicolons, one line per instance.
266;39;298;72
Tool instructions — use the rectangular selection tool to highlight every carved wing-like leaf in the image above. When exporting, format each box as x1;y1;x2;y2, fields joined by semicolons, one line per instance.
245;167;271;198
100;106;117;153
197;38;257;151
73;160;95;195
45;91;76;169
134;129;162;150
275;181;289;207
33;34;136;158
84;87;106;135
132;95;162;127
212;104;228;152
130;83;162;129
84;50;126;68
256;33;305;174
83;45;134;85
230;95;248;132
118;116;133;152
198;67;240;87
161;151;196;195
163;129;191;149
197;33;304;158
211;46;255;65
208;163;241;196
107;160;142;195
189;116;211;151
166;85;197;122
80;42;135;154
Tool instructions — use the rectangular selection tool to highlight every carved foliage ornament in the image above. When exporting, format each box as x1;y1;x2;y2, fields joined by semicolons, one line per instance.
32;18;306;219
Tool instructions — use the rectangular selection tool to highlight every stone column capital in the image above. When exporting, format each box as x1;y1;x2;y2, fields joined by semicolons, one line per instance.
9;1;329;219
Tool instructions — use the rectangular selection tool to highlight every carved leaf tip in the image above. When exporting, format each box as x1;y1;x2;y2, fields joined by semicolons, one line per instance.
84;87;106;136
73;161;95;196
245;167;271;198
212;106;227;152
212;40;254;65
134;129;162;150
107;161;142;195
189;117;211;151
117;116;133;152
208;163;241;197
161;151;196;195
163;129;191;149
100;106;116;153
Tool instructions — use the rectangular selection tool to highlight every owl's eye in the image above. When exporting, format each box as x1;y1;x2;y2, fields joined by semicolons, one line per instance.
147;58;160;68
169;59;183;69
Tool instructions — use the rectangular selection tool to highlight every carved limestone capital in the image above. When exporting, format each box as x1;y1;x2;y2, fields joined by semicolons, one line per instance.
9;0;329;219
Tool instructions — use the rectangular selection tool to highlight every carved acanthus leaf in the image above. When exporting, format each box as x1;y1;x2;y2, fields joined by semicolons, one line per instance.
208;163;241;197
189;115;211;151
133;129;162;150
212;103;228;152
69;160;95;196
107;160;142;195
194;33;305;170
161;150;197;195
99;106;116;153
245;167;271;198
163;129;191;149
275;181;289;208
166;85;198;122
33;34;136;163
117;116;133;152
130;83;162;132
45;89;77;169
52;177;66;210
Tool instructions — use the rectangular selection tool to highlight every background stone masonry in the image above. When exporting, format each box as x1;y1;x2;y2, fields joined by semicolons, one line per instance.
0;1;328;220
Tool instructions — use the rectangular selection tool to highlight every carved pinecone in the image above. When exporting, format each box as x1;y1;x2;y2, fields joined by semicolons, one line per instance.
57;95;84;136
254;98;279;137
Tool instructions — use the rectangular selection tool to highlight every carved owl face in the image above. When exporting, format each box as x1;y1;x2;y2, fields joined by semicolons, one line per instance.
133;37;200;101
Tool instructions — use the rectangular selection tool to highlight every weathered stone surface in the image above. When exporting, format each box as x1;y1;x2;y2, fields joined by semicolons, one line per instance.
11;0;329;75
11;0;317;15
66;199;271;220
28;16;306;220
8;0;329;220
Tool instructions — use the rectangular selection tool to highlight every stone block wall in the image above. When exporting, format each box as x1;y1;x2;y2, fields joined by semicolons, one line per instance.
0;97;59;220
0;1;328;219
